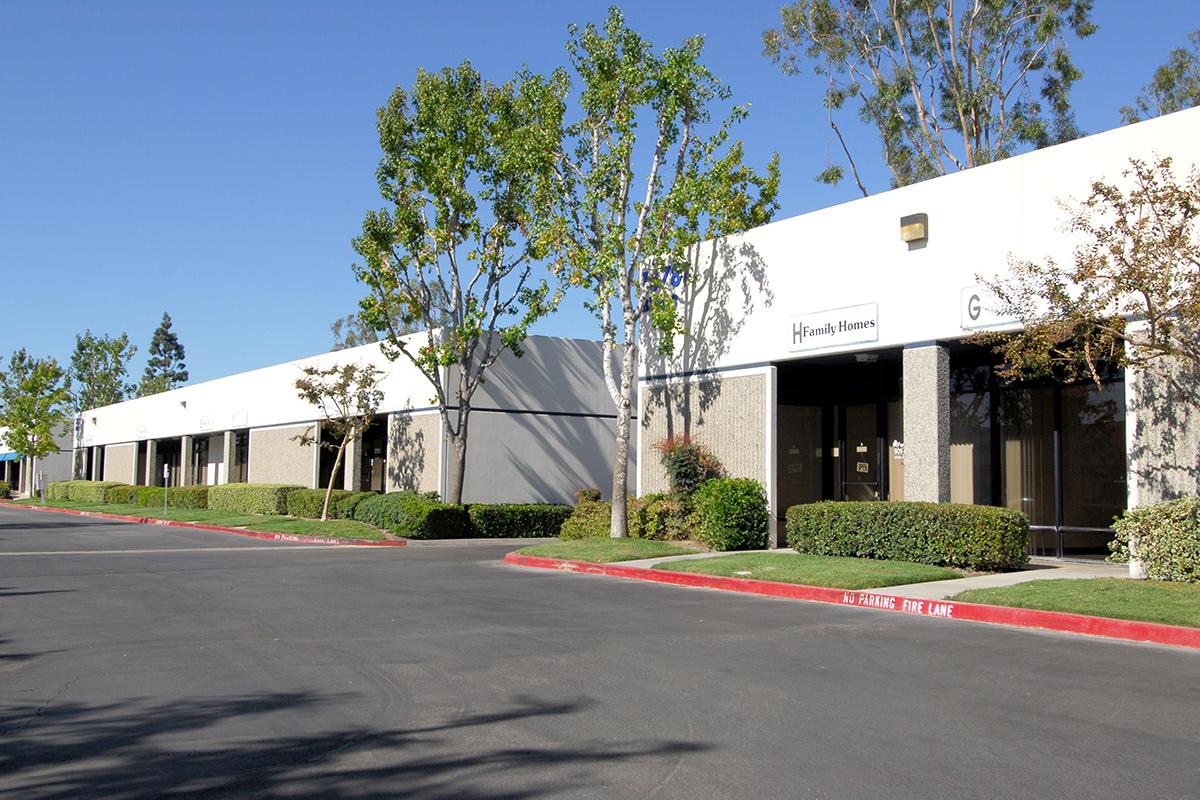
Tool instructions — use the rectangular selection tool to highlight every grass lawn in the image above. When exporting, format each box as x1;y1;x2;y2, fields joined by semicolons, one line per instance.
652;552;963;590
3;498;386;541
951;578;1200;629
514;538;703;563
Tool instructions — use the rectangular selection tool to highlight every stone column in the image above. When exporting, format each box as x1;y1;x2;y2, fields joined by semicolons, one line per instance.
91;446;101;480
343;436;362;491
180;436;194;486
221;431;236;484
901;344;950;503
144;440;158;486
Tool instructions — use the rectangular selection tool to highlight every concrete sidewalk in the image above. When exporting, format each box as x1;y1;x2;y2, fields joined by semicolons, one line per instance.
619;549;1130;600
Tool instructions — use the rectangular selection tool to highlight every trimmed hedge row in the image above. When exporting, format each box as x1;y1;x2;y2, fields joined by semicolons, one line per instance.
1111;497;1200;583
352;492;468;539
208;483;304;515
286;489;377;520
469;504;572;538
786;501;1029;571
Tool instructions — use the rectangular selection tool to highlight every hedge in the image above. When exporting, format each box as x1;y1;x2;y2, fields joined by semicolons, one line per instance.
0;480;10;499
1111;498;1200;583
786;501;1029;571
287;488;355;519
468;504;573;538
330;491;377;520
559;497;657;540
691;479;769;551
634;493;692;541
353;492;468;539
46;481;74;501
208;483;304;515
67;481;125;503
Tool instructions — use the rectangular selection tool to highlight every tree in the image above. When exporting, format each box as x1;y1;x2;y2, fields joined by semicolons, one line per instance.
139;312;188;396
977;157;1200;399
70;330;137;411
353;62;563;504
550;9;780;537
330;313;380;351
763;0;1096;194
1121;30;1200;124
0;349;72;467
293;363;384;520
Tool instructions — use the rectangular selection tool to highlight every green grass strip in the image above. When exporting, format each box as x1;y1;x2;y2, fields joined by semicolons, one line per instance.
951;578;1200;629
653;552;963;590
515;538;702;563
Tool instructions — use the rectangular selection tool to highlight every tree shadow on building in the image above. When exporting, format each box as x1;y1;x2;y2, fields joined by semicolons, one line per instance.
641;237;772;439
387;413;427;493
1128;358;1200;504
0;690;710;799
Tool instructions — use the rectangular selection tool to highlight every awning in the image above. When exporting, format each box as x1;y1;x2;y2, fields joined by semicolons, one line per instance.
0;452;22;462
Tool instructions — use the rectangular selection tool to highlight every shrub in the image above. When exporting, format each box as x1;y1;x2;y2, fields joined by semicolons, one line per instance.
287;488;355;519
559;498;612;539
469;504;573;538
136;487;166;507
1111;498;1200;583
786;501;1029;571
46;481;73;501
653;435;724;497
633;493;693;541
353;492;468;539
0;480;10;499
692;478;769;551
67;481;125;503
330;491;377;520
575;487;602;503
169;486;209;509
208;483;304;515
104;485;141;504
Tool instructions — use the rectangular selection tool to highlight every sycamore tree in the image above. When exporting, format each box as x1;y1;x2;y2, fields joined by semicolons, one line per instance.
763;0;1096;194
978;157;1200;400
1121;30;1200;124
70;330;137;411
0;349;72;471
551;8;780;537
294;363;384;521
353;62;564;504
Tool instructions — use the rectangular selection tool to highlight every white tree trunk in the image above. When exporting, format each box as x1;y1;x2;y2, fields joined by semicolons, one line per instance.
609;318;637;538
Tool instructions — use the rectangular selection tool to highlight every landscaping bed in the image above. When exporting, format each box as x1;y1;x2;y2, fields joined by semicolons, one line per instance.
950;578;1200;629
514;538;703;563
652;552;964;590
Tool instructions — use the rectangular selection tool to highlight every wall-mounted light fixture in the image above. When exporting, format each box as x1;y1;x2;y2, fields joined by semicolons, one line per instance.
180;400;187;409
900;212;928;244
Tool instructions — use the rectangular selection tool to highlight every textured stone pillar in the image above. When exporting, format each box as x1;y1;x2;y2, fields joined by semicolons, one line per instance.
180;436;194;486
902;344;950;502
343;437;362;491
91;446;101;480
144;440;158;486
221;431;235;484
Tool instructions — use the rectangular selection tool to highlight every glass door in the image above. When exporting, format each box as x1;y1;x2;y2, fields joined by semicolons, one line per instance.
842;403;879;501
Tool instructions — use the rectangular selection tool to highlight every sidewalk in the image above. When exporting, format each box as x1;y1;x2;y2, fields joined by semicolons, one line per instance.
618;549;1129;599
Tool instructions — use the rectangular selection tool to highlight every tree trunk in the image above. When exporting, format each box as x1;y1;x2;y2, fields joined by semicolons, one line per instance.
322;440;348;522
445;405;470;505
609;332;637;538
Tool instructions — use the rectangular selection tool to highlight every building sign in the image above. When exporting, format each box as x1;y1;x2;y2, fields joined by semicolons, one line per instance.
788;302;878;352
960;284;1017;330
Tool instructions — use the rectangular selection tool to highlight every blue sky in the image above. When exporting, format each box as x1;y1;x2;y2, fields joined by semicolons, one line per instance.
2;1;1196;384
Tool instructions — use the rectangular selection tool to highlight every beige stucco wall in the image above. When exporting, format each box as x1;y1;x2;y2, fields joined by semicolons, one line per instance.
1128;359;1200;505
639;372;766;495
103;443;139;484
388;412;440;494
248;425;315;487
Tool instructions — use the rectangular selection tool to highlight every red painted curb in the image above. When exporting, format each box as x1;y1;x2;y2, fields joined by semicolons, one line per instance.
503;553;1200;650
0;502;406;547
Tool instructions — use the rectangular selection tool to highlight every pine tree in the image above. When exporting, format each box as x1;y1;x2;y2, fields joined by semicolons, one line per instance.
139;312;188;396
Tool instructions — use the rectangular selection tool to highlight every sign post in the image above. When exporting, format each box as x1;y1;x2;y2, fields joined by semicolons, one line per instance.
163;464;170;516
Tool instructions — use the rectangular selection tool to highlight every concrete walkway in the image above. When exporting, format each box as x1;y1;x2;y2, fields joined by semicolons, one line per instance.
619;549;1130;600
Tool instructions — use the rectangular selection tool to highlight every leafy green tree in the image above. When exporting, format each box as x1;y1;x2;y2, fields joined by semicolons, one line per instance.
353;62;564;503
330;313;380;351
139;312;188;396
0;349;72;466
763;0;1096;194
70;330;137;411
293;363;384;520
551;8;780;536
1121;30;1200;124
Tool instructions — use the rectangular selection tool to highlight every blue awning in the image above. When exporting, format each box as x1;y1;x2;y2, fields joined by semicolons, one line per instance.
0;452;22;462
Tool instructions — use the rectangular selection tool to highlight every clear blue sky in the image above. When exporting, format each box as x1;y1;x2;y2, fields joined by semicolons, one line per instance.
2;1;1195;384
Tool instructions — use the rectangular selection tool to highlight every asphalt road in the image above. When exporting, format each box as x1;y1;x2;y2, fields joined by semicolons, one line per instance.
1;507;1197;799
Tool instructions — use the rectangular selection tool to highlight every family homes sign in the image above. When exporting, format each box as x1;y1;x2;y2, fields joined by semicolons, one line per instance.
788;302;879;352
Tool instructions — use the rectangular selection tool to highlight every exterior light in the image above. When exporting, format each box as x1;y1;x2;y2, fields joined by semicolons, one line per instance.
900;213;928;243
180;400;187;408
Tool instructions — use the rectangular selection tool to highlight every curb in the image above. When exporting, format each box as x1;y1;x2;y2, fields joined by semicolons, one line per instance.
0;502;406;547
503;553;1200;650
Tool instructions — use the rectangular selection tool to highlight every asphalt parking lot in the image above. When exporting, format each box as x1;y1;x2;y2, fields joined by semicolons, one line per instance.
2;506;1197;799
